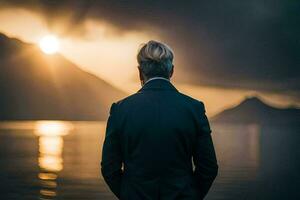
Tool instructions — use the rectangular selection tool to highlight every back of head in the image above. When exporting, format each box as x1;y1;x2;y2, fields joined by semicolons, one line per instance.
137;40;174;79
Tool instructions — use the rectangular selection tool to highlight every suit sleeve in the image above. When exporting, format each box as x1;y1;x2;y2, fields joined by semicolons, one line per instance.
101;103;123;199
192;102;218;199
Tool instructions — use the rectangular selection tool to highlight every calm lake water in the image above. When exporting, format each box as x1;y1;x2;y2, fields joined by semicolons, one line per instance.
0;121;299;200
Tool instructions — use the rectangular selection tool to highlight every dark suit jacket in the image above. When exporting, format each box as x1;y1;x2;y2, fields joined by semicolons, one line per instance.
101;79;218;200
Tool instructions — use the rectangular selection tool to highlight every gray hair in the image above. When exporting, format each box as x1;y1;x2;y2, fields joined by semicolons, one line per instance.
137;40;174;79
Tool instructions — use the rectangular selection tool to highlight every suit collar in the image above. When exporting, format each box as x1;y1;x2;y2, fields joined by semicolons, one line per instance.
144;77;170;85
138;78;178;92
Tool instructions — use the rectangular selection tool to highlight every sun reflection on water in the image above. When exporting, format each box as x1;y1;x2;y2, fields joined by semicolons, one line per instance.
35;121;73;199
35;121;71;137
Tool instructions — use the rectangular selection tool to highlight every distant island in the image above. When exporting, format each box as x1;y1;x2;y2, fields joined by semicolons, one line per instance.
0;33;127;121
212;97;300;125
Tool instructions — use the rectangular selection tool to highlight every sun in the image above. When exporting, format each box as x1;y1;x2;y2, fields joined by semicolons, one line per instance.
39;35;60;54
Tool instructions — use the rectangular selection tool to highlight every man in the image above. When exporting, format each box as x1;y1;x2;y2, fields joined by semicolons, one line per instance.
101;40;218;200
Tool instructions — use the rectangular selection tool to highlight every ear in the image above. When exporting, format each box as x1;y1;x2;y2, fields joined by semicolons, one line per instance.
169;65;174;78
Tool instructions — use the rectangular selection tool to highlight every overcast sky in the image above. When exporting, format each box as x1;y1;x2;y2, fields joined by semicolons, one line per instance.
0;0;299;113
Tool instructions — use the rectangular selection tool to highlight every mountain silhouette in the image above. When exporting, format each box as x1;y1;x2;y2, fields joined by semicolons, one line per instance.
212;96;300;125
0;33;127;120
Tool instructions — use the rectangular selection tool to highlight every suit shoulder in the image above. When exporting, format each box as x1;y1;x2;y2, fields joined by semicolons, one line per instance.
113;92;142;107
177;92;205;108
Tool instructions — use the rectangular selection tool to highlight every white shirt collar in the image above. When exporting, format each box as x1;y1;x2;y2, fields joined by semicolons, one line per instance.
144;77;170;85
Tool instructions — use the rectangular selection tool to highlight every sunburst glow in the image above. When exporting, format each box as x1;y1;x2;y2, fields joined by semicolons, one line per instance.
39;35;60;54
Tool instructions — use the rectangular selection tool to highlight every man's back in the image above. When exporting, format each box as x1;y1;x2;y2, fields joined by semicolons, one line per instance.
101;79;218;200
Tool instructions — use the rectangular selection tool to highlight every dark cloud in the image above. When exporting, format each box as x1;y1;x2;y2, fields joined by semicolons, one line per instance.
1;0;299;98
